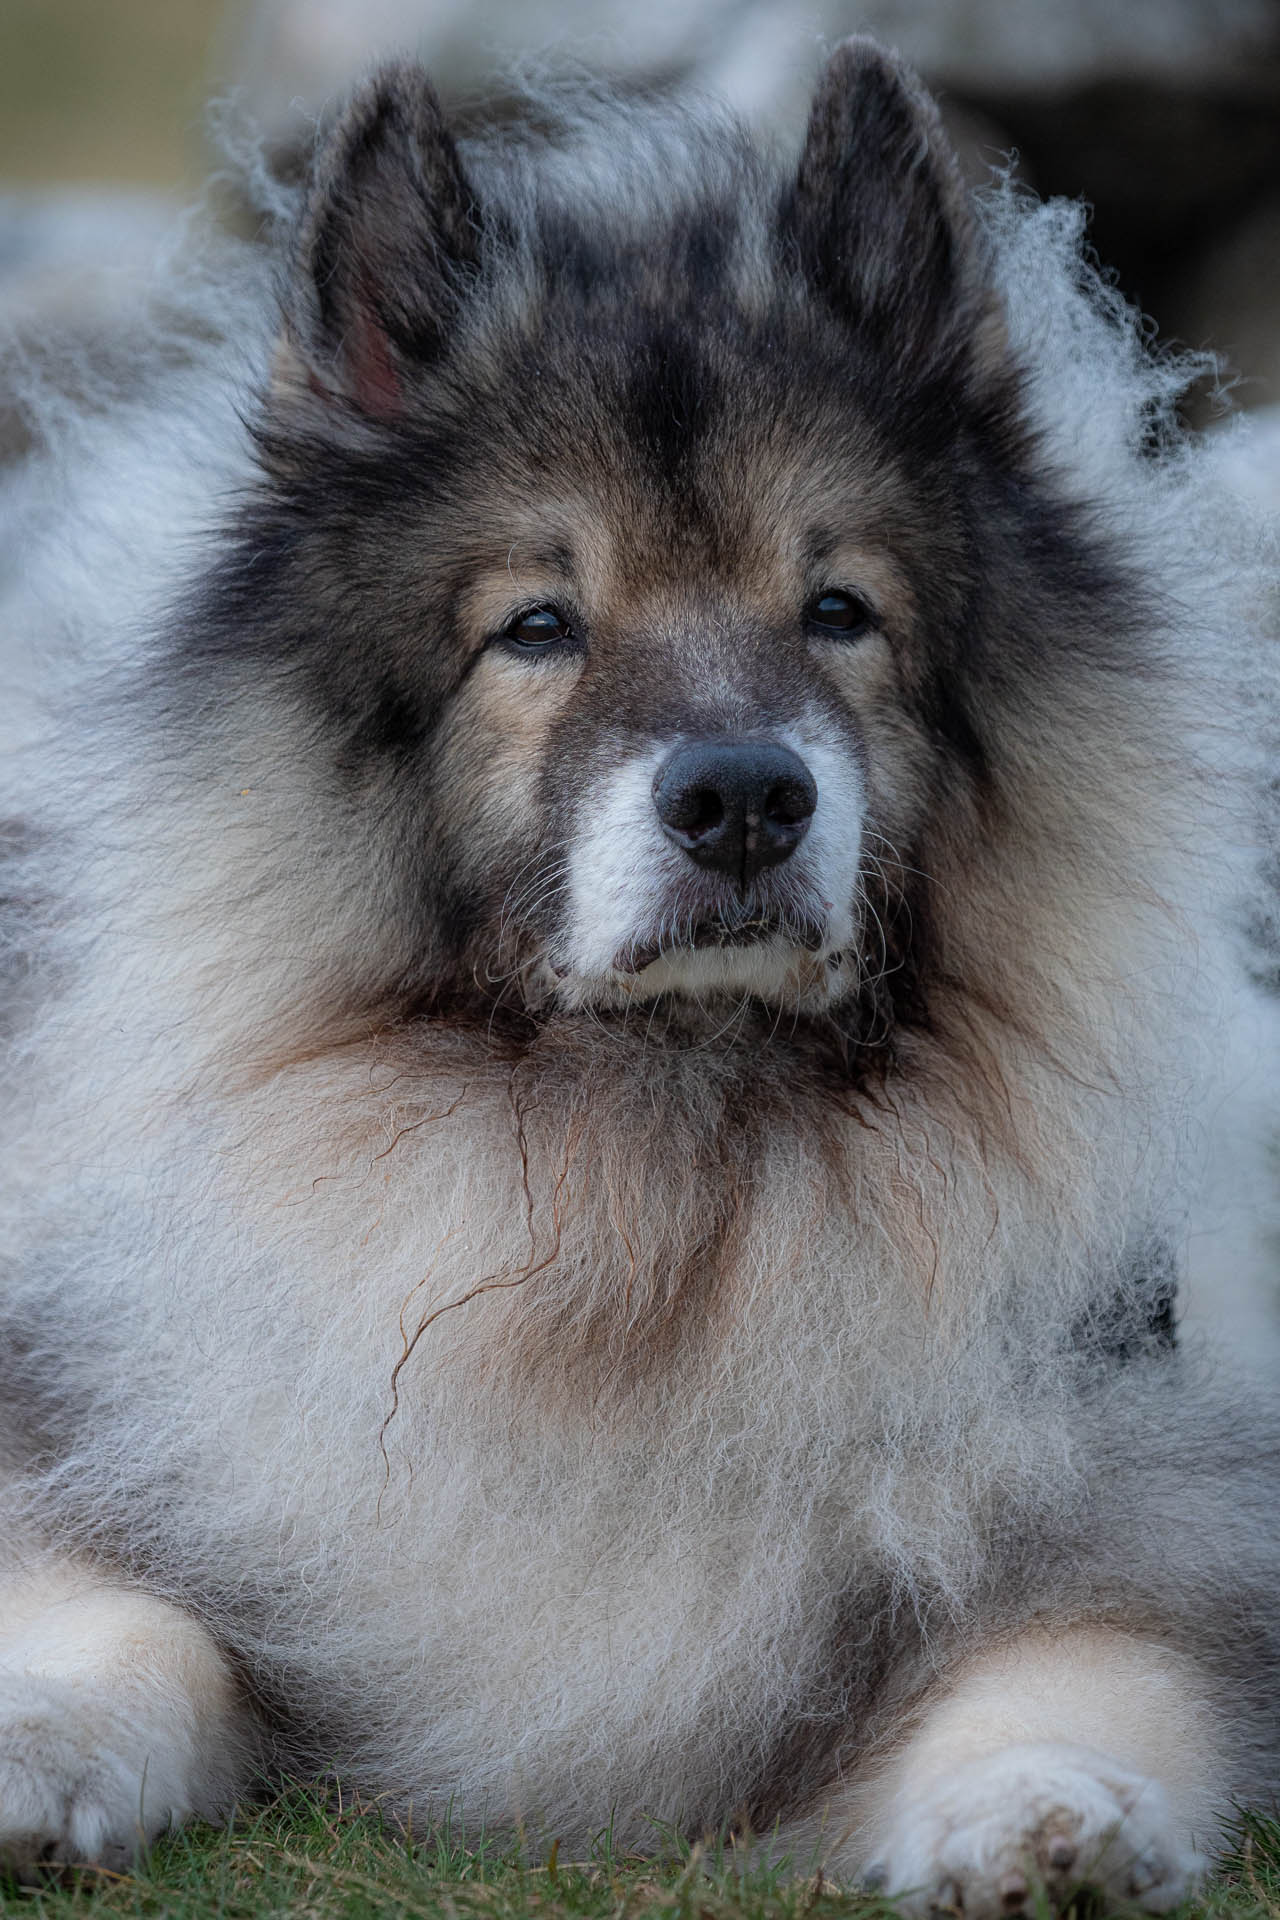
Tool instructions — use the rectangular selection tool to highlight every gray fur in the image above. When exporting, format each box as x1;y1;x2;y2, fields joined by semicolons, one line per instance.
0;36;1278;1885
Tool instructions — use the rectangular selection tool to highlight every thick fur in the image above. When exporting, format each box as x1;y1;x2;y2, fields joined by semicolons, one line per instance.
1;39;1279;1907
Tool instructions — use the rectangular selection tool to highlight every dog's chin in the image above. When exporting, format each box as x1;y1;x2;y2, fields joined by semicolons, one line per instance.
534;933;857;1017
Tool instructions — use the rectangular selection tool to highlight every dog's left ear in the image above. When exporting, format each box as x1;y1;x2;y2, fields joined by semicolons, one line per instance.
783;38;1005;376
275;64;481;422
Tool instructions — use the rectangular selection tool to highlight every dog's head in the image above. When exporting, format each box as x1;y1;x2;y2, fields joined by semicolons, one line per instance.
190;41;1088;1034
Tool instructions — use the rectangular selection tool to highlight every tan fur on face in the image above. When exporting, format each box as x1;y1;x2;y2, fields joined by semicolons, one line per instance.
812;630;935;845
443;649;582;791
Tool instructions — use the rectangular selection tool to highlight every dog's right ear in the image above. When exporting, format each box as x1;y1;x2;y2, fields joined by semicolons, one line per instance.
275;65;481;422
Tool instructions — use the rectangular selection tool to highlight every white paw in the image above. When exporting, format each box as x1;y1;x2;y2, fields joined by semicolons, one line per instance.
0;1673;194;1878
865;1742;1205;1917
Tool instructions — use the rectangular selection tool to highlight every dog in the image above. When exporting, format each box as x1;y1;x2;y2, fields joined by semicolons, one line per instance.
1;36;1278;1914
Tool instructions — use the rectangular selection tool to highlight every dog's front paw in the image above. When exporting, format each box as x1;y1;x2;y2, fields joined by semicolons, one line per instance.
865;1741;1205;1917
0;1673;194;1878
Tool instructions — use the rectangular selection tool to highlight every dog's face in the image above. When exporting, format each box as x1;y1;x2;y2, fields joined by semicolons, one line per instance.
361;340;941;1018
196;43;1025;1028
431;431;877;1014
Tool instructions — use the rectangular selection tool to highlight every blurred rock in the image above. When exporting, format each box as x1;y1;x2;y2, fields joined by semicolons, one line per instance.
0;189;179;457
0;188;177;326
863;0;1278;86
228;0;1280;139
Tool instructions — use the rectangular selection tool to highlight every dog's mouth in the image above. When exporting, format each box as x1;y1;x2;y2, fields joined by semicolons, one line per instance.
516;857;859;1014
518;909;852;1015
612;908;829;977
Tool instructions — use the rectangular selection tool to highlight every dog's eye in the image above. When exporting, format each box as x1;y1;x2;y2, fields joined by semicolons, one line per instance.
500;607;575;652
805;590;876;638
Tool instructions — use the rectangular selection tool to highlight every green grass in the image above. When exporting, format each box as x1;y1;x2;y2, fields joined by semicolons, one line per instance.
1;1792;1277;1920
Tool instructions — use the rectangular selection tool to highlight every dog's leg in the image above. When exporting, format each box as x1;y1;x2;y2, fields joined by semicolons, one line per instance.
0;1555;252;1875
785;1625;1223;1915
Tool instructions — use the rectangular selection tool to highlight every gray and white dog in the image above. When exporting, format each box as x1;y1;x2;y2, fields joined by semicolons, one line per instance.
1;37;1278;1916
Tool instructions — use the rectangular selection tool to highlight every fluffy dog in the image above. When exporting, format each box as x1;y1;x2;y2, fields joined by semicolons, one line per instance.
1;37;1278;1915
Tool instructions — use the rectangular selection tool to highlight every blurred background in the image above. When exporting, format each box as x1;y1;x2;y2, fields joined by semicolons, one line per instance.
0;0;1278;425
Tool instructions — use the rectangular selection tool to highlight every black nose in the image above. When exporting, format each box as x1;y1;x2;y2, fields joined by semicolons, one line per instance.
652;738;817;885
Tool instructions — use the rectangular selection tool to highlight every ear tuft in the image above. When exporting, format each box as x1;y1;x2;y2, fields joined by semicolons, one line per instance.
278;64;481;421
784;37;1004;375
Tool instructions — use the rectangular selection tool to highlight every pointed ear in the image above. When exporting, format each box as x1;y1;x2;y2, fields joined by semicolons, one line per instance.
782;38;1004;374
276;64;481;421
